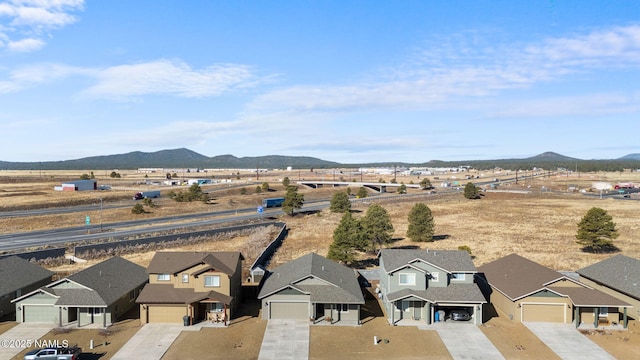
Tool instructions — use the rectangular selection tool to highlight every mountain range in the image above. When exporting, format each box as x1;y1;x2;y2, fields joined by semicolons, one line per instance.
0;149;638;171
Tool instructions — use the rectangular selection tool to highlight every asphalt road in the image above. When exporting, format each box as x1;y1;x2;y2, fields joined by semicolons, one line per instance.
0;192;438;253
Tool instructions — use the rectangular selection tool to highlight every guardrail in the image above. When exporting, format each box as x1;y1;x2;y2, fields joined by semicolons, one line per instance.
249;222;288;283
0;247;66;261
73;222;281;258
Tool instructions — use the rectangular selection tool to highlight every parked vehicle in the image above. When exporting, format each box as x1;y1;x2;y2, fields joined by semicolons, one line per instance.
24;346;81;360
262;197;285;208
449;309;471;321
133;190;161;200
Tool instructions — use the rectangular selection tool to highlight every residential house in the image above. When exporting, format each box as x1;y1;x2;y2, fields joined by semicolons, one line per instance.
136;252;244;325
0;256;54;320
478;254;631;328
258;253;365;324
577;254;640;320
378;249;486;325
13;256;147;327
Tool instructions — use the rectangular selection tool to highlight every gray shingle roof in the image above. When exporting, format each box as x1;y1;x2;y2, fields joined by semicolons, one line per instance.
257;253;364;304
387;283;487;303
53;288;107;307
577;254;640;300
380;249;478;274
66;256;147;306
0;256;54;296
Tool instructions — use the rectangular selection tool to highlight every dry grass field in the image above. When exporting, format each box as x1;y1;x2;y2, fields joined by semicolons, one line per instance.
2;168;640;359
2;169;639;272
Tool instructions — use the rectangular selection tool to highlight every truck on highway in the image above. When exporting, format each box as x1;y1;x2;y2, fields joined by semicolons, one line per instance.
24;346;81;360
262;197;285;208
133;190;161;200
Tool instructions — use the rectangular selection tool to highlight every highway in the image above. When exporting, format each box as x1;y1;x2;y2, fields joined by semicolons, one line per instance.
0;192;439;253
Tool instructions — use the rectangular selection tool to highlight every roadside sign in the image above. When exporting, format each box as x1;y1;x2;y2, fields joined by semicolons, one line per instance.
85;215;90;225
257;206;264;214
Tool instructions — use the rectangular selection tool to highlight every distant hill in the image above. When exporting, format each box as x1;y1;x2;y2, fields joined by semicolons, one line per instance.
619;153;640;160
0;148;340;170
524;151;581;162
0;148;637;171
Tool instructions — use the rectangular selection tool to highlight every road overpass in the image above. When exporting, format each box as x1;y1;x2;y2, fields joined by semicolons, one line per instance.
296;180;421;193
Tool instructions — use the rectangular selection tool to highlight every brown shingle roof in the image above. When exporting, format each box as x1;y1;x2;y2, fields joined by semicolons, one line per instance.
478;254;569;300
136;284;233;305
147;252;243;275
547;286;630;307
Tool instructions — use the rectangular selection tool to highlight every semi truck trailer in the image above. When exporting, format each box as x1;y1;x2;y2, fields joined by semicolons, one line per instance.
133;190;161;200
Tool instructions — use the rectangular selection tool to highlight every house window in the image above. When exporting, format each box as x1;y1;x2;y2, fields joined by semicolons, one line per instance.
451;273;465;281
129;290;135;302
204;275;220;287
430;272;439;282
399;273;416;286
599;307;609;317
182;273;189;283
209;303;223;312
91;308;103;316
157;273;170;281
335;304;349;312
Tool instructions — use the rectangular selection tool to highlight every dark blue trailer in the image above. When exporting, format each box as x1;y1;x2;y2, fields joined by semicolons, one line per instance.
262;197;285;208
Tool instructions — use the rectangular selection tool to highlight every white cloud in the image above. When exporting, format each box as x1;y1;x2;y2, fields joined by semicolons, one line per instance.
82;60;266;100
0;0;84;53
7;37;44;52
0;59;267;98
486;93;640;119
250;25;640;114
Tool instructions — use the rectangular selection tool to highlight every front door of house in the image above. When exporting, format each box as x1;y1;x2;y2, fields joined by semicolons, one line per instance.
413;303;421;320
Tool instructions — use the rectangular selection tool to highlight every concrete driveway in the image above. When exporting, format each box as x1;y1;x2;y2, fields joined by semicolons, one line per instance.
0;323;53;359
111;324;185;360
524;322;615;360
436;323;505;360
258;319;309;360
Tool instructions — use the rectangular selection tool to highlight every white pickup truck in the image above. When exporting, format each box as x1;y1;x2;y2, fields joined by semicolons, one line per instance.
23;346;81;360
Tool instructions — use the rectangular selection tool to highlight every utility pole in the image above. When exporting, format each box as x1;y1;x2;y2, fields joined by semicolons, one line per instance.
99;198;103;232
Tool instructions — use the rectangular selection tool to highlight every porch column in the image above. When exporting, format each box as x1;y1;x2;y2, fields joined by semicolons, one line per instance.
59;308;62;327
593;308;598;328
623;307;628;329
426;303;431;325
103;308;106;328
574;306;579;328
391;301;394;324
77;308;81;327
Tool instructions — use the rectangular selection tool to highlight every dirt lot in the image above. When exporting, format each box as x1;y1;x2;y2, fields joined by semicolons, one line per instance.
9;317;141;360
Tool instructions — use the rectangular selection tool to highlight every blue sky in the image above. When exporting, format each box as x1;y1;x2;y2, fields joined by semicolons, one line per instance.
1;1;639;164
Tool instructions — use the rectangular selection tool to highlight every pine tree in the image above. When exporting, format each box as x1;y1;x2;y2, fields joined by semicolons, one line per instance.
330;192;351;213
327;212;367;264
361;204;394;253
576;207;619;252
282;186;304;216
464;182;480;199
406;203;435;242
420;178;433;189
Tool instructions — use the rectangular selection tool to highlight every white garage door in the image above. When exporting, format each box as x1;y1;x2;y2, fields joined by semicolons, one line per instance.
24;305;58;323
269;302;308;320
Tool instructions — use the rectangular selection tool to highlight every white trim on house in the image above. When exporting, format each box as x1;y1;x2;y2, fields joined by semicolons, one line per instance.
399;273;416;286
